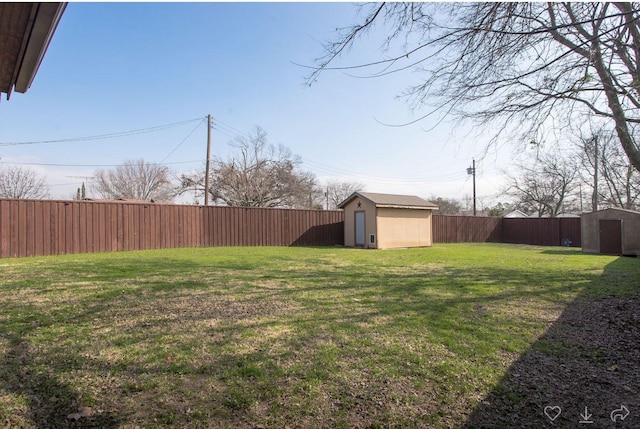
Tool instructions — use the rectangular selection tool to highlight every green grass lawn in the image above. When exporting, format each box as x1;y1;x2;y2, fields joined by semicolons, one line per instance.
0;244;638;428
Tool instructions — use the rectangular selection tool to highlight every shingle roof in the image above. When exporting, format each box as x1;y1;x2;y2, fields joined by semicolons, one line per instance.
338;192;438;209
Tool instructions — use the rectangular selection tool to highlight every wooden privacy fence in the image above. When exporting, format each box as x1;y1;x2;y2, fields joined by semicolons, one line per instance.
502;217;581;247
432;215;581;247
0;199;582;258
0;199;344;258
432;215;502;243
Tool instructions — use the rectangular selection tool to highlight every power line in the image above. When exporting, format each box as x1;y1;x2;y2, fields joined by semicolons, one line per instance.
159;118;206;164
202;118;472;187
0;160;202;168
302;158;467;184
0;117;205;146
213;119;252;139
213;127;240;141
49;182;91;187
212;121;253;142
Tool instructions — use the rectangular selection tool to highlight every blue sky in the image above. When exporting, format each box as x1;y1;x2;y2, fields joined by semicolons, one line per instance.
0;2;511;207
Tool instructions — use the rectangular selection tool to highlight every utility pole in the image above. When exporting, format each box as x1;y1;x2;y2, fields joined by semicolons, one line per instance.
579;183;584;213
592;136;598;212
467;159;477;216
325;187;329;210
204;114;212;206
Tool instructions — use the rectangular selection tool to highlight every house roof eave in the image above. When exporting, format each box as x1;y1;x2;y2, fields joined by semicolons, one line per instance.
0;2;66;99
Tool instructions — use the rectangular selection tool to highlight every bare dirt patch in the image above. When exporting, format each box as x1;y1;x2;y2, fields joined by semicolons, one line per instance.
464;296;640;428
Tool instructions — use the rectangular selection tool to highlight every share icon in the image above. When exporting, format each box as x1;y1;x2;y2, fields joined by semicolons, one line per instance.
611;405;630;422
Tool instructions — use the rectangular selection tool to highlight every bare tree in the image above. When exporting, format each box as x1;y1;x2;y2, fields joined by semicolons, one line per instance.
506;154;579;217
0;166;50;199
325;180;364;209
577;126;640;211
429;196;462;215
92;159;174;202
487;202;513;217
311;3;640;173
180;127;320;208
0;165;49;199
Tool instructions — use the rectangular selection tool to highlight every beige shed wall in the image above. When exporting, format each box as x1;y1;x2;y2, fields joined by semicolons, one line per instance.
581;214;599;254
376;207;432;249
342;197;377;248
581;209;640;256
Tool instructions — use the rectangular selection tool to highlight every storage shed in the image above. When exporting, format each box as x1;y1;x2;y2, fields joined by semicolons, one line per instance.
581;208;640;256
338;192;438;249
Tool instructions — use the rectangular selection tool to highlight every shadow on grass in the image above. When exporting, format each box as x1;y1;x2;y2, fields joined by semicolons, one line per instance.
1;336;120;428
463;256;640;428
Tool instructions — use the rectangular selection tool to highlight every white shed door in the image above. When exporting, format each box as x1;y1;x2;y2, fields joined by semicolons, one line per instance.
355;212;365;246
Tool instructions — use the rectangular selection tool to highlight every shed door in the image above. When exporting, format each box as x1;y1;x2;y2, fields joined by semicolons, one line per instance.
599;219;622;255
355;212;366;246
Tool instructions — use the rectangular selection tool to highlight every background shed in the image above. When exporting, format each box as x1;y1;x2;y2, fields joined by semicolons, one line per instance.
581;208;640;256
339;192;438;249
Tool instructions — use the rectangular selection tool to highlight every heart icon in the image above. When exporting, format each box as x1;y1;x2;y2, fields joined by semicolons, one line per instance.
544;405;562;421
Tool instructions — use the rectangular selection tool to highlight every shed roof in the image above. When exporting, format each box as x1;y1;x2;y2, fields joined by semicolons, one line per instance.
338;192;438;210
504;209;528;218
581;207;640;217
